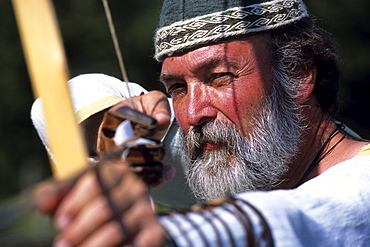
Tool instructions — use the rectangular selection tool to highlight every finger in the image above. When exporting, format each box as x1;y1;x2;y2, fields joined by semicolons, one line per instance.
53;171;101;229
139;90;171;140
55;168;148;246
111;90;169;121
133;221;166;247
123;196;165;247
33;181;63;215
55;221;123;247
71;183;158;247
110;91;171;140
54;162;131;229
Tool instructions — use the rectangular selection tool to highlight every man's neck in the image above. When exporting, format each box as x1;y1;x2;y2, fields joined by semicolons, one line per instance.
277;114;369;189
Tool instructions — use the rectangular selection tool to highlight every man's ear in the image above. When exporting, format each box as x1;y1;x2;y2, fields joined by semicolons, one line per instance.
297;67;317;104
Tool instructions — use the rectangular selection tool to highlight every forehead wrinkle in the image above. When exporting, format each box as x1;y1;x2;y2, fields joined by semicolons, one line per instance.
186;50;237;74
188;56;223;73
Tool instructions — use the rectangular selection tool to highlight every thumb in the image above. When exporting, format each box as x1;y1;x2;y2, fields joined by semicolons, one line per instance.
33;179;74;215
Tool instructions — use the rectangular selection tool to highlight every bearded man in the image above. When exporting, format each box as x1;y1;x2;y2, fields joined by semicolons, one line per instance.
31;0;370;246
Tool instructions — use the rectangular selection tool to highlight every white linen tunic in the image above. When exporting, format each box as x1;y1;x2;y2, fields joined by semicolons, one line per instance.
160;154;370;246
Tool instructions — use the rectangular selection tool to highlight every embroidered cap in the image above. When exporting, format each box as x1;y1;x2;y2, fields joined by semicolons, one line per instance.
154;0;309;61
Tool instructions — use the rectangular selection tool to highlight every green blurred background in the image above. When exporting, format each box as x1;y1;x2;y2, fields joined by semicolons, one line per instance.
0;0;369;245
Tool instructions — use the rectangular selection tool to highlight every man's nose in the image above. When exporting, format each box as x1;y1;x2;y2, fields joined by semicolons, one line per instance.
186;83;216;127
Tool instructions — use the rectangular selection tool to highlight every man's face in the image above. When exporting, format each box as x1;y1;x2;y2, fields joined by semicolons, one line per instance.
161;35;273;138
161;34;303;200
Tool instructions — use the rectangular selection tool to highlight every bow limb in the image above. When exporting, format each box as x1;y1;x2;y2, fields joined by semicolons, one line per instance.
12;0;88;180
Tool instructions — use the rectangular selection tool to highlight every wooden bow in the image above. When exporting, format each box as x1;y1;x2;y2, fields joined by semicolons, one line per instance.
12;0;88;179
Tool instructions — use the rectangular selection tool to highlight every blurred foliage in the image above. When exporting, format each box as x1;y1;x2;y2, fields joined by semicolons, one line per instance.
0;0;369;245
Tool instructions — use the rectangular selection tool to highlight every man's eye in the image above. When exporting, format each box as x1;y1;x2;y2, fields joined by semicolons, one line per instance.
167;84;187;98
211;73;235;86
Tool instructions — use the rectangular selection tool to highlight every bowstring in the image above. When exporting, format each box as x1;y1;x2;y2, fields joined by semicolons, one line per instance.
102;0;135;109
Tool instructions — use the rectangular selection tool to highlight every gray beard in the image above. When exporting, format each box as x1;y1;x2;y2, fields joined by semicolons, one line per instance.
181;83;304;201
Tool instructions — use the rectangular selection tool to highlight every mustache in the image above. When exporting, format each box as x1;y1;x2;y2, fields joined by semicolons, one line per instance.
182;121;241;160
